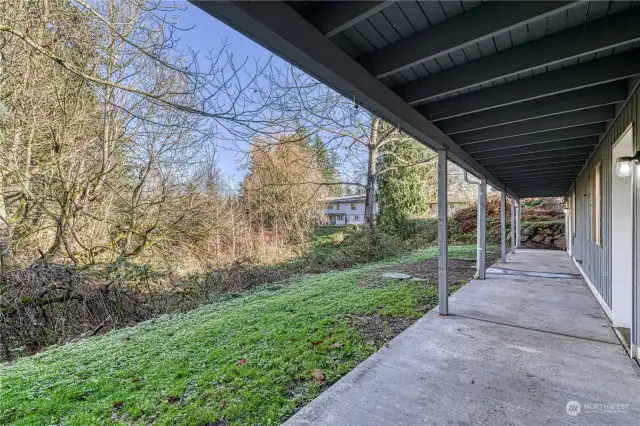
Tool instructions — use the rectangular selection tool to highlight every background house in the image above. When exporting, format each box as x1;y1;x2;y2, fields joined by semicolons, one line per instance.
322;193;470;225
321;195;374;225
426;194;469;216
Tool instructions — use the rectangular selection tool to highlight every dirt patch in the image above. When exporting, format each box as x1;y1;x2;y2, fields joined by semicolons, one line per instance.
393;258;476;284
359;253;501;289
349;315;416;343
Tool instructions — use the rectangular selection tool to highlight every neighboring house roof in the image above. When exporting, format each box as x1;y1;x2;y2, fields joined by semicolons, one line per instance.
322;194;469;204
321;195;367;203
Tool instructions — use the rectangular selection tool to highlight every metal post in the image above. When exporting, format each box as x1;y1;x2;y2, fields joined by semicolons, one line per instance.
511;197;516;254
478;178;487;279
438;150;448;315
500;191;506;263
516;199;522;248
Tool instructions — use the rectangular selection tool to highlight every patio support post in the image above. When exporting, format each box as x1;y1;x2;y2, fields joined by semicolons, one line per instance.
517;199;522;248
438;150;448;315
478;178;487;279
511;197;516;254
500;191;506;263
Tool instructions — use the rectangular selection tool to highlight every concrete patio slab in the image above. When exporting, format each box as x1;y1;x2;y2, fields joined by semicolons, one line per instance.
284;250;640;426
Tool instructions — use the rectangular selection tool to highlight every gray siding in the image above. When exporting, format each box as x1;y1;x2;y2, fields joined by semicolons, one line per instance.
567;85;639;345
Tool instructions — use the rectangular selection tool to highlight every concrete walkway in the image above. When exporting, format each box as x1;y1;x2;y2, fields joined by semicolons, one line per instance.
285;250;640;425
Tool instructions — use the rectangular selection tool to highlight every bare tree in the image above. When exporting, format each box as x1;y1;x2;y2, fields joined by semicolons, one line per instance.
0;0;320;267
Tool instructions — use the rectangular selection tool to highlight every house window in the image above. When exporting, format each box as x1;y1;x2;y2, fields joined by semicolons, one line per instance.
335;203;340;210
351;203;356;210
589;163;602;245
354;215;359;220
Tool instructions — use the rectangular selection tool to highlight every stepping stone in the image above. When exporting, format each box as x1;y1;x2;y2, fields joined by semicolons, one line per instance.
381;272;413;280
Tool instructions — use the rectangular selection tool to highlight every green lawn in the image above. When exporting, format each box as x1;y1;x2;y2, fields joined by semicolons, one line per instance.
1;246;477;425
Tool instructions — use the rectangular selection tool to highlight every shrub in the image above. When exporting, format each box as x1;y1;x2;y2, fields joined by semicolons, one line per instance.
307;227;405;271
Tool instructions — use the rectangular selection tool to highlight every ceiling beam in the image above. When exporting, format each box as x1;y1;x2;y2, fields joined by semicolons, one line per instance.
398;7;640;103
509;179;577;184
481;148;590;165
488;164;583;174
359;1;574;78
497;168;582;177
483;147;591;164
506;186;574;193
515;184;572;189
506;186;574;191
508;189;573;195
512;184;572;189
484;157;588;170
513;183;573;187
498;171;579;180
509;186;573;192
511;188;572;195
517;191;570;197
502;182;576;188
502;180;576;187
305;1;394;37
438;82;627;135
421;51;640;120
486;160;585;173
490;174;578;183
454;106;613;145
473;138;596;160
192;1;516;198
464;124;605;153
503;176;580;185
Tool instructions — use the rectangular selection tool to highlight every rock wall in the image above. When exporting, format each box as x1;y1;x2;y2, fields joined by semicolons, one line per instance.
520;222;565;250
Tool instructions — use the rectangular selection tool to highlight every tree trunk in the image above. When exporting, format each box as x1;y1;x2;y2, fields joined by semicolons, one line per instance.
364;117;379;233
0;172;13;277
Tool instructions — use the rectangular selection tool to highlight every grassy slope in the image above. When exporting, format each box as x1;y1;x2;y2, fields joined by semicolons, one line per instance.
1;246;476;426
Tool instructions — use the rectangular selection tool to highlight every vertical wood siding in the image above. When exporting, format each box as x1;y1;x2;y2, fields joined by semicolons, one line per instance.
568;86;639;345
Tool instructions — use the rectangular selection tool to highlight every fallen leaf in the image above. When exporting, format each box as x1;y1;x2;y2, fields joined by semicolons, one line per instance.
311;370;326;382
112;401;124;409
238;358;247;365
167;396;181;404
311;340;323;347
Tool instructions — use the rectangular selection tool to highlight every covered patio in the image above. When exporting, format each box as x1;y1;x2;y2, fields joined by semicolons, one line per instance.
285;250;640;425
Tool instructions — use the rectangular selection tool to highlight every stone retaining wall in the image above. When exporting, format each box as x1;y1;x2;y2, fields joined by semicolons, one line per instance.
520;222;565;250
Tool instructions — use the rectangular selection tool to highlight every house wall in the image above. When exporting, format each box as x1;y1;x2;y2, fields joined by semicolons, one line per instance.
325;202;369;225
567;84;639;353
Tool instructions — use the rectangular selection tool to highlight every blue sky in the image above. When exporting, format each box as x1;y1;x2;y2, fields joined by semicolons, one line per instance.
174;2;284;183
170;3;369;190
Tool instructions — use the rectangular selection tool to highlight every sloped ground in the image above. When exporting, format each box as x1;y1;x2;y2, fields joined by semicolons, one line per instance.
1;246;478;426
453;197;564;244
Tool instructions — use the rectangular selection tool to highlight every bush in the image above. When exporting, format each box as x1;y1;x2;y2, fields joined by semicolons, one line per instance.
307;226;405;271
385;218;476;247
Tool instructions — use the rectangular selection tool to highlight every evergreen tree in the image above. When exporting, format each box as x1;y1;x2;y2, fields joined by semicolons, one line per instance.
377;134;433;229
311;135;341;195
